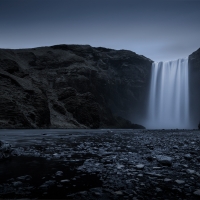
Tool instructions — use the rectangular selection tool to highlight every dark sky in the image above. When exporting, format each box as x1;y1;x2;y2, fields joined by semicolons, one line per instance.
0;0;200;61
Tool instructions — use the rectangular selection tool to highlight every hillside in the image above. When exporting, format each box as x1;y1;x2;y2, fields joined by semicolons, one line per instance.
0;45;152;128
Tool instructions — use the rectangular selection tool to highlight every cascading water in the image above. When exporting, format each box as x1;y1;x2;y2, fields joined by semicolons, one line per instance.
146;58;189;129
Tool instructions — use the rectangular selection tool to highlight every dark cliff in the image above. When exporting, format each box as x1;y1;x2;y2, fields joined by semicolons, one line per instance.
189;48;200;127
0;45;152;129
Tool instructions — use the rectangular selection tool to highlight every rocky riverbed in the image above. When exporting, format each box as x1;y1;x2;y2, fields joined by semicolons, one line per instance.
0;129;200;199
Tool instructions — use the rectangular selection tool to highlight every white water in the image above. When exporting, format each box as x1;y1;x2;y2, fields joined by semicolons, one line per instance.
146;58;190;129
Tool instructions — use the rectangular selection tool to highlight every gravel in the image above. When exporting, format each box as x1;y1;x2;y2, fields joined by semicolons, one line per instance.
0;129;200;199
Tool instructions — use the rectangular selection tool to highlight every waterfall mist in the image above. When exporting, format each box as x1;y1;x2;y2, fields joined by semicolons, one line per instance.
146;58;190;129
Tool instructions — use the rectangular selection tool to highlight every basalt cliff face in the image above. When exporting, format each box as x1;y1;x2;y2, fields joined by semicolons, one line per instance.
189;48;200;127
0;45;152;129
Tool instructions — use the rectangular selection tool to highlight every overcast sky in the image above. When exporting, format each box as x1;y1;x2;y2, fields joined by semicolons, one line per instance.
0;0;200;61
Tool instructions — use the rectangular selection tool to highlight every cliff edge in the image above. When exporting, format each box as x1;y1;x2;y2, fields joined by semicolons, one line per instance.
0;45;152;129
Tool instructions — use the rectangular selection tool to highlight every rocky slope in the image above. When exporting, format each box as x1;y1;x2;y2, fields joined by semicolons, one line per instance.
188;48;200;128
0;45;152;129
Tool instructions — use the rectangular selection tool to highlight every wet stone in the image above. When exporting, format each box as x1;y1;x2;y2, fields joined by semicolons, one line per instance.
186;169;195;174
78;191;87;195
55;171;63;176
164;178;172;182
39;180;56;189
145;173;163;177
196;172;200;177
184;154;192;160
17;175;32;181
156;187;162;192
153;167;162;170
156;155;172;166
12;181;23;187
135;164;144;169
175;180;185;184
60;179;70;183
193;189;200;196
137;174;143;177
115;191;123;196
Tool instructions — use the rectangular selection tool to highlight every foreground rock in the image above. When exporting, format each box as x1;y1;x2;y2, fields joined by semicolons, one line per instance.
0;45;152;128
0;140;18;159
0;129;200;199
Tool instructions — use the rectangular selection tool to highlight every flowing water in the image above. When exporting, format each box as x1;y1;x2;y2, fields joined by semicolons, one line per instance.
146;58;190;129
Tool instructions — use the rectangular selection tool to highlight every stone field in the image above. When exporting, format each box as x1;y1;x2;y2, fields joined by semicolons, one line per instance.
0;129;200;199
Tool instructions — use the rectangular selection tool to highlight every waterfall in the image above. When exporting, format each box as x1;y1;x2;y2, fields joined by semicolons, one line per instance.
146;58;189;129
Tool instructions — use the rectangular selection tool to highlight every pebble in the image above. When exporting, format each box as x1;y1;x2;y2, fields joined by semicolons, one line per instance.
60;179;70;183
156;187;162;192
1;130;200;199
145;173;163;177
184;154;192;160
93;192;102;197
196;172;200;177
115;191;123;195
17;175;32;181
175;180;185;184
117;164;124;169
12;181;23;187
79;191;87;195
55;171;63;176
193;189;200;196
137;174;143;177
156;155;172;166
153;167;162;170
186;169;195;174
40;180;56;189
164;178;172;182
136;164;144;169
